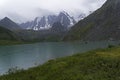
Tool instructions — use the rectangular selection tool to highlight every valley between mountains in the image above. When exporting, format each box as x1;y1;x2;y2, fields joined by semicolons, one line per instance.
0;0;120;80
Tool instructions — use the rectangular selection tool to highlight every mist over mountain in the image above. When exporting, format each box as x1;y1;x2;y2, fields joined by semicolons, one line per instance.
0;0;106;23
0;0;119;42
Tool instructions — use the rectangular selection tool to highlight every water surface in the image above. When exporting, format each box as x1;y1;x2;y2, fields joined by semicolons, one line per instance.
0;41;119;75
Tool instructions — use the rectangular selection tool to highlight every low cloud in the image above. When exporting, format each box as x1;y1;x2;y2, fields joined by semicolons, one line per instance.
0;0;106;23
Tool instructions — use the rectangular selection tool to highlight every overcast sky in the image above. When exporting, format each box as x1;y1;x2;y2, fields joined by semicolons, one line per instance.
0;0;106;23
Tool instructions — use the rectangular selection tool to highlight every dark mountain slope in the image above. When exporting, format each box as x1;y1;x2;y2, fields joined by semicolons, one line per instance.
0;17;22;31
64;0;120;41
0;26;18;40
51;22;67;32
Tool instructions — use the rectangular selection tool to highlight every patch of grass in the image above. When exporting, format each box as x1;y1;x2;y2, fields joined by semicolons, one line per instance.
0;40;36;46
0;47;120;80
108;44;115;48
0;40;24;45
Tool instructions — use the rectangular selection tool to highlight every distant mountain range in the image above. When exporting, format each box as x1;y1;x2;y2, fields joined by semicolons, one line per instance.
0;11;86;42
0;11;86;31
20;11;85;30
64;0;120;41
0;0;120;43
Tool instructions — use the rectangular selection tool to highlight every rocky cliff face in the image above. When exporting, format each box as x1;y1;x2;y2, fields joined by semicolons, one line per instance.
20;12;76;30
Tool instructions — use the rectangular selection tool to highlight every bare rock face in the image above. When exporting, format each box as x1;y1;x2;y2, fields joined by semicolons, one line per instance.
20;12;76;30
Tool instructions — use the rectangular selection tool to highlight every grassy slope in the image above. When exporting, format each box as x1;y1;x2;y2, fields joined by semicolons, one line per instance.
0;26;26;45
64;0;120;41
0;40;25;45
0;26;20;45
0;26;15;40
0;46;120;80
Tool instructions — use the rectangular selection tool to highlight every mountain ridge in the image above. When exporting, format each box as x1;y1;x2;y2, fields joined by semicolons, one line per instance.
20;12;85;30
0;17;22;31
63;0;120;41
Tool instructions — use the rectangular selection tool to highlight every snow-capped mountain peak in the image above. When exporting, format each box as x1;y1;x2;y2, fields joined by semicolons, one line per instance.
20;11;77;30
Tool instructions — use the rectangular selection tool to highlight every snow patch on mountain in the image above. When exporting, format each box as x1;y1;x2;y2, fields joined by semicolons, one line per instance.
20;11;86;30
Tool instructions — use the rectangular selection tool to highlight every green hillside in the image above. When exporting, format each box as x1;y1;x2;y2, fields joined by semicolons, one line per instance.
0;46;120;80
0;26;23;45
64;0;120;41
0;26;17;40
